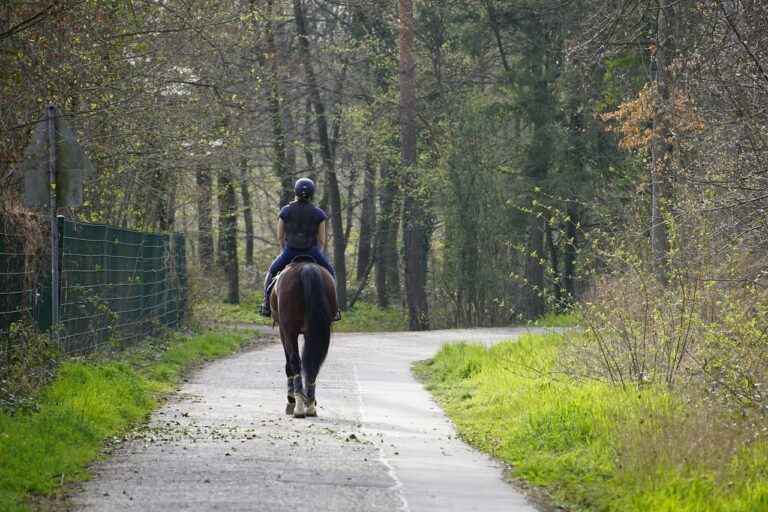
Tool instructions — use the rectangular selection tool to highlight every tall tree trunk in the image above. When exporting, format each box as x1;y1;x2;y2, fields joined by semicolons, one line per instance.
255;0;293;208
303;99;317;185
161;168;176;232
375;163;399;308
563;207;578;304
521;22;554;320
650;0;674;285
293;0;347;310
398;0;429;330
218;168;239;304
196;165;214;271
240;158;254;267
545;223;562;310
525;213;546;319
344;155;359;245
282;100;297;190
357;157;376;282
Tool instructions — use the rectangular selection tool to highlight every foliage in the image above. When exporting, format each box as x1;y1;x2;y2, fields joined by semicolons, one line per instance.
0;330;250;511
0;322;60;414
418;333;768;511
570;232;768;412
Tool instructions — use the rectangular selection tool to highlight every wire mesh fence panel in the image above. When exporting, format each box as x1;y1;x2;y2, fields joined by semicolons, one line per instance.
55;219;187;355
0;214;46;364
0;215;187;358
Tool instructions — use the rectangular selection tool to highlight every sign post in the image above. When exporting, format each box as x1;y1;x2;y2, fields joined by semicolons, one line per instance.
20;105;94;332
47;105;60;328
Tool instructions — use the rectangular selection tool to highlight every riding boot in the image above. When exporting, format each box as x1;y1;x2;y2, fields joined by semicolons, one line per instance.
260;272;275;317
331;275;341;322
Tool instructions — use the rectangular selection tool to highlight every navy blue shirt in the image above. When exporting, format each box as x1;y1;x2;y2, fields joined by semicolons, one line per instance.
278;203;328;224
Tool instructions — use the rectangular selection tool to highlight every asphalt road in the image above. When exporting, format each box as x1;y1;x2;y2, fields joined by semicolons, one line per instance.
70;327;548;512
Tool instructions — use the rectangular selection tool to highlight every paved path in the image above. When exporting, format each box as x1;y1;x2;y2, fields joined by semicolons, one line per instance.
71;327;547;511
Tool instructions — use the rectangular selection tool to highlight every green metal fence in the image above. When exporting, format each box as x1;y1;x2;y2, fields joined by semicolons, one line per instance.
1;216;187;356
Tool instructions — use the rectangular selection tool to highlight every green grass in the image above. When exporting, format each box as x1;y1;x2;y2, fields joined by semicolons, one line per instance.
416;333;768;511
0;330;251;511
530;310;582;327
193;295;272;326
195;297;407;332
334;302;407;332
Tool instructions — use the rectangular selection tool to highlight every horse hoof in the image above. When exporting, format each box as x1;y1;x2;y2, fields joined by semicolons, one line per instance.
306;400;317;417
293;395;306;418
285;402;295;415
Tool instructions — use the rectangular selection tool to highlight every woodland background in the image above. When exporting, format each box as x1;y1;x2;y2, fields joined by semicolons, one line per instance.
1;0;767;391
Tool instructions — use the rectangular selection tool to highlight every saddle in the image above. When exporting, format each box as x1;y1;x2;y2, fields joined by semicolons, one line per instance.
266;256;319;296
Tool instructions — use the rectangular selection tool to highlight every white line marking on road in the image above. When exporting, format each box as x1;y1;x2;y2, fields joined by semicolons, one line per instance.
353;363;411;512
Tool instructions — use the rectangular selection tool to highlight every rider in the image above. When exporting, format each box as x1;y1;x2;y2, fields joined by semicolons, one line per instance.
260;177;338;319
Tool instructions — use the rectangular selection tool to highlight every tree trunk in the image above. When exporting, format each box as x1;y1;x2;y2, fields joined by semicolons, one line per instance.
524;213;546;319
375;163;399;308
196;165;214;271
240;158;254;267
218;168;239;304
650;0;674;285
293;0;347;310
303;99;318;185
256;0;293;208
563;207;578;304
398;0;429;330
357;158;376;282
545;223;562;310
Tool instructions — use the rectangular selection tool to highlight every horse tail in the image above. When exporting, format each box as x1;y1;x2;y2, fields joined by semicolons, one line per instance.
301;265;332;381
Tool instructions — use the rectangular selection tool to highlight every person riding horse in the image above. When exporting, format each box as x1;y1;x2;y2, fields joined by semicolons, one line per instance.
260;178;339;320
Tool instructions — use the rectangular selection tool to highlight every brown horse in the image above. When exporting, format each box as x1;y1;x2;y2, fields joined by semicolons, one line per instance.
270;259;337;418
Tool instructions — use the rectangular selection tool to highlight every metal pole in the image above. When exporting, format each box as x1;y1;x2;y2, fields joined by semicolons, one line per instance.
47;105;59;328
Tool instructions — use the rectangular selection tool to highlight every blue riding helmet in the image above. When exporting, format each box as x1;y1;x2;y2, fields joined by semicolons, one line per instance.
294;178;315;200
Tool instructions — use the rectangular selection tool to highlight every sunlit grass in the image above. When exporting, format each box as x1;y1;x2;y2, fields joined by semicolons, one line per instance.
0;330;251;511
530;310;582;327
416;332;768;511
335;302;407;332
192;295;272;326
195;296;408;333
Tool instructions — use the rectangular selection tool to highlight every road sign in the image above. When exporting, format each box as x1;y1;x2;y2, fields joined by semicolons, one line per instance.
21;107;95;208
19;105;95;330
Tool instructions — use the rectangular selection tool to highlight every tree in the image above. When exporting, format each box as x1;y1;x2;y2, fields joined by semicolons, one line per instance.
398;0;429;330
293;0;348;310
218;168;240;304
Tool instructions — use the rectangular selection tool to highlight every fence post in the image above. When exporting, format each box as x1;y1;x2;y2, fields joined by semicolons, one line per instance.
47;105;61;331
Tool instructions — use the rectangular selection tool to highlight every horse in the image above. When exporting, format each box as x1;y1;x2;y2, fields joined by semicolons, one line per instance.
270;258;337;418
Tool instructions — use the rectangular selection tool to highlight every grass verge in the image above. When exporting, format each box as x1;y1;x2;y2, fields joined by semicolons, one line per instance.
195;298;407;332
334;302;406;332
530;311;582;328
193;296;272;326
416;332;768;511
0;330;252;511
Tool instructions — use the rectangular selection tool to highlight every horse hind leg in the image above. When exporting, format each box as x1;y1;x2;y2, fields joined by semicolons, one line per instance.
305;382;317;417
292;374;307;419
285;376;296;415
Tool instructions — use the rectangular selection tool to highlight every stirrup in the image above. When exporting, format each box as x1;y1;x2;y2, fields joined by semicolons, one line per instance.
332;311;341;322
260;304;271;317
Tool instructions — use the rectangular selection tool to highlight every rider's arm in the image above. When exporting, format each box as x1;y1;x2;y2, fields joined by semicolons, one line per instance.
317;220;326;251
277;218;286;249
